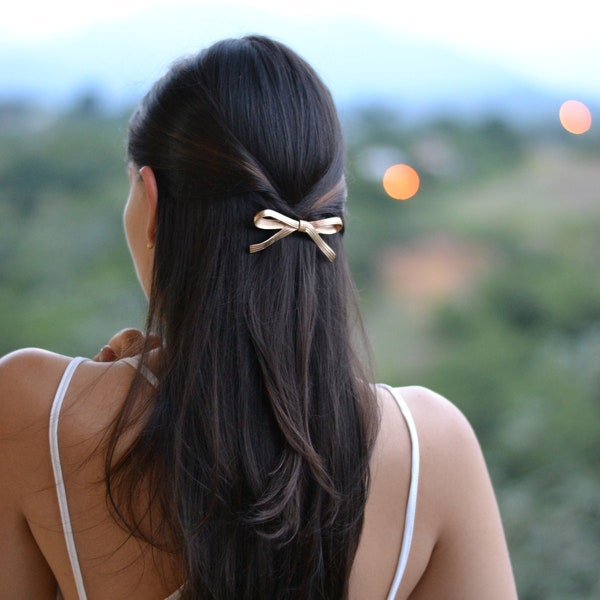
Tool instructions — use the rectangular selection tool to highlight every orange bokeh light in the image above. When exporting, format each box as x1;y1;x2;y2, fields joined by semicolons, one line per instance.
383;164;420;200
559;100;592;134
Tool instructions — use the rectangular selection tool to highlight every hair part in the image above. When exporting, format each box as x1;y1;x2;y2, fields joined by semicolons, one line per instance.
107;35;378;599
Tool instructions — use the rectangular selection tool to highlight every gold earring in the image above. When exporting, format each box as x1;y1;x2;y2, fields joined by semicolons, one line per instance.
147;242;154;250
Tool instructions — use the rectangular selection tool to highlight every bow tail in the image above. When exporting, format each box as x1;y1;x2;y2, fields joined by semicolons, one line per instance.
249;226;295;254
305;228;337;262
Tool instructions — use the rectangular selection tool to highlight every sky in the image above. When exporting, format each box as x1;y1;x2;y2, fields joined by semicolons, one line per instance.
1;0;599;104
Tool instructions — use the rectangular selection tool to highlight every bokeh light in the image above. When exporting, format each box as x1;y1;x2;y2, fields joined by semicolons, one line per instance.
559;100;592;134
382;164;420;200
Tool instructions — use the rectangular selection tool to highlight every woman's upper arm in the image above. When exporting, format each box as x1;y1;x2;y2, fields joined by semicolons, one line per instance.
406;387;517;599
0;349;67;598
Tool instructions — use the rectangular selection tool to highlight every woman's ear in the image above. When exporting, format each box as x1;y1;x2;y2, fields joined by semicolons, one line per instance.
138;166;158;246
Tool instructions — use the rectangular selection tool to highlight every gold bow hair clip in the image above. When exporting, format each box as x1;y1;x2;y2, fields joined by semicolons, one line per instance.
249;209;343;262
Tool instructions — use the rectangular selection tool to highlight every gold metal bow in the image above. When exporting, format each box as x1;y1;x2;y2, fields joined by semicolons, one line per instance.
249;209;343;262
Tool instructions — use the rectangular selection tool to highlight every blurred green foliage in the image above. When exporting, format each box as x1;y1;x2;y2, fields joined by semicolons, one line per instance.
0;101;145;356
1;98;599;598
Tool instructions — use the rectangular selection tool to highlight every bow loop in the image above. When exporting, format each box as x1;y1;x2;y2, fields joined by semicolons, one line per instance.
249;209;343;262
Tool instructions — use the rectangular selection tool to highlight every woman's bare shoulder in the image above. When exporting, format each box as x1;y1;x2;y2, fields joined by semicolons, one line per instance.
376;384;478;471
0;349;73;526
376;385;480;535
0;348;72;432
390;384;470;427
0;347;138;493
384;384;492;526
0;346;71;379
381;385;517;598
354;385;482;598
0;348;143;444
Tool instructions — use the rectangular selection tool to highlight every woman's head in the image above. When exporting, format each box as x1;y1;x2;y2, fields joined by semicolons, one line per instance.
126;35;347;315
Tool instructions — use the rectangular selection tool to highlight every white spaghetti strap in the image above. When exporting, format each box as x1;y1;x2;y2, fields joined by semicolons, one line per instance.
49;356;88;600
121;355;160;388
163;586;184;600
378;384;420;600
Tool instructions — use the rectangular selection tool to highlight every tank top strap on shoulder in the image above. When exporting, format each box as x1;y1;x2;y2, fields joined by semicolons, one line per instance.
163;586;184;599
49;356;175;600
49;356;89;600
121;355;160;388
376;383;420;600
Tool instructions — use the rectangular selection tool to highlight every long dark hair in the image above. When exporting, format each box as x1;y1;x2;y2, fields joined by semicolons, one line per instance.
107;35;377;599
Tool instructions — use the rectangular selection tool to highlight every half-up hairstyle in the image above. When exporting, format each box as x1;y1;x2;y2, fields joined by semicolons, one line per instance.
107;35;378;599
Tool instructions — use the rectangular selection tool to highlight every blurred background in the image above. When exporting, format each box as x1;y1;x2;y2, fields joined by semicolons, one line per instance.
1;1;599;597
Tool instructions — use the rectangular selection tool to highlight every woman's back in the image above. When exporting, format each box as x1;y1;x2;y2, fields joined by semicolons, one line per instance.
0;349;516;599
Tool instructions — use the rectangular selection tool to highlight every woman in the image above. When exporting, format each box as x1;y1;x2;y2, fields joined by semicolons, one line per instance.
0;36;517;598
